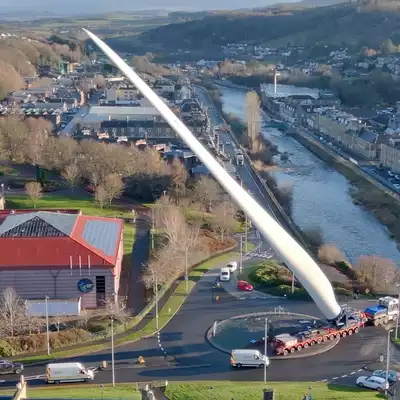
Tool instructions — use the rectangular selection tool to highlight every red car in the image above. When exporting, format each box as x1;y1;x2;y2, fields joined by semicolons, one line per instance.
237;280;254;291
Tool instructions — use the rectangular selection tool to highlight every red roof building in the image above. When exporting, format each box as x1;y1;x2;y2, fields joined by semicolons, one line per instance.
0;210;124;309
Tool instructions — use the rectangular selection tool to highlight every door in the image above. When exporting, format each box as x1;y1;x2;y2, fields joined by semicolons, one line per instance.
96;276;106;307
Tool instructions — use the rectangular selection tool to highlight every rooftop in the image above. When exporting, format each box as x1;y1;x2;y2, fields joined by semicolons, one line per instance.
0;211;123;268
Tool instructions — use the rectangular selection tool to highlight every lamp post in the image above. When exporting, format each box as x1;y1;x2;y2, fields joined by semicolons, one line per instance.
155;276;159;330
45;295;50;356
264;318;268;383
185;246;189;294
111;316;115;387
385;328;393;395
395;288;400;340
239;234;243;273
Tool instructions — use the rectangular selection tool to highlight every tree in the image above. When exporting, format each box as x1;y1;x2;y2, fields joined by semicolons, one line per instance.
104;297;130;324
93;74;106;89
193;176;222;212
24;117;51;166
103;173;124;206
0;60;24;100
169;157;188;204
0;287;26;337
94;185;107;210
355;255;398;291
155;202;186;246
25;181;43;208
213;201;237;240
62;163;81;191
245;91;261;152
318;244;345;264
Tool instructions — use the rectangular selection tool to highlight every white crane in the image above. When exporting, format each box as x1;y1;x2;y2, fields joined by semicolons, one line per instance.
83;29;343;323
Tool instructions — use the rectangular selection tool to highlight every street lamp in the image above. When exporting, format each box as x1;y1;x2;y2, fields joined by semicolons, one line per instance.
110;316;115;387
385;328;393;395
45;295;50;356
185;247;189;294
264;318;268;383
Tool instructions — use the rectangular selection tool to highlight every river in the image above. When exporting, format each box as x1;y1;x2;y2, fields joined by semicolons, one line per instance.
219;86;400;264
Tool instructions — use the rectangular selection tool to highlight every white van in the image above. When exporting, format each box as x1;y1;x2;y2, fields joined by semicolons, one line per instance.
220;267;231;281
227;261;237;272
45;362;95;384
230;349;269;368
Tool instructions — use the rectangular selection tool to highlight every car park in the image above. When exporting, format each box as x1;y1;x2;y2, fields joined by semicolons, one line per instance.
237;280;254;291
0;360;24;375
356;375;387;391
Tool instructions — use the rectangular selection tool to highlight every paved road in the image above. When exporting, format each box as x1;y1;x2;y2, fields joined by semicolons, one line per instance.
59;104;90;137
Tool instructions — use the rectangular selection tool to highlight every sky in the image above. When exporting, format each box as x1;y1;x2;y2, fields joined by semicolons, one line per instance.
1;0;299;14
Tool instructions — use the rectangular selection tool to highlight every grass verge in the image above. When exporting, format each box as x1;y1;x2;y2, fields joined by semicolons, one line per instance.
6;195;134;219
16;251;240;364
165;381;384;400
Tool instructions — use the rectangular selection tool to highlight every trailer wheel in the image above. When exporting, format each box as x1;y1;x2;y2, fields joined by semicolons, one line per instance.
317;338;322;344
354;327;359;333
283;350;288;356
310;341;316;346
297;345;302;351
323;336;328;342
329;335;335;340
290;348;295;353
348;329;353;336
335;334;340;339
374;319;380;326
342;331;347;337
303;343;309;349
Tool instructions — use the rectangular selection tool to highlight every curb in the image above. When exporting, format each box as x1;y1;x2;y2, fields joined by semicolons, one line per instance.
206;311;340;360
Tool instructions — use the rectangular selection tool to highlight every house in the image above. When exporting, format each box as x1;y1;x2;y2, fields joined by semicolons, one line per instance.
0;210;123;308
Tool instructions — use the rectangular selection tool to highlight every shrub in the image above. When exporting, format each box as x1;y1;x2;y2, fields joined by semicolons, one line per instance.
334;260;359;280
318;244;345;264
249;261;292;287
0;340;16;357
334;287;353;297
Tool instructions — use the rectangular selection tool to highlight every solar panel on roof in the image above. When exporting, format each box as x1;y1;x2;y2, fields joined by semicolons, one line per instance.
0;217;67;237
82;220;119;256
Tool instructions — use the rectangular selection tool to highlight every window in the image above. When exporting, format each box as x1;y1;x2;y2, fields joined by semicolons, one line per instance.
157;128;161;133
130;127;135;133
166;127;171;133
121;128;125;134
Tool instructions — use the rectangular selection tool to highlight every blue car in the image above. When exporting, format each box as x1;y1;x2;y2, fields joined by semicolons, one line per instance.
373;369;399;383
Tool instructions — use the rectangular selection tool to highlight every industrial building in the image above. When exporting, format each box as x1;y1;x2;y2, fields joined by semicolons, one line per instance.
0;210;124;309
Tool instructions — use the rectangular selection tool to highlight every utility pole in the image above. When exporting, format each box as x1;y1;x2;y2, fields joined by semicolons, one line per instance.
291;273;295;294
151;208;155;251
264;318;268;383
45;296;50;356
245;213;248;253
155;276;159;330
185;246;189;294
396;293;400;340
385;329;393;395
111;316;115;387
239;234;243;273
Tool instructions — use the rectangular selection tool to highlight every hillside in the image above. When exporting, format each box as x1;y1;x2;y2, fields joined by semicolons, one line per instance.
131;2;400;52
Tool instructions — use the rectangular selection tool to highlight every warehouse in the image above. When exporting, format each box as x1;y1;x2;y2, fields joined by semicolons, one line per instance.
0;210;124;309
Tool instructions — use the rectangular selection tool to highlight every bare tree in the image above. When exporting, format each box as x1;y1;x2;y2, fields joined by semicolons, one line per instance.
25;181;43;208
62;163;81;191
104;297;130;324
245;91;261;151
94;185;107;210
103;173;124;205
213;201;237;241
318;244;345;264
356;255;399;291
192;176;222;212
169;157;188;204
93;74;106;89
155;202;186;246
0;287;27;337
90;171;102;188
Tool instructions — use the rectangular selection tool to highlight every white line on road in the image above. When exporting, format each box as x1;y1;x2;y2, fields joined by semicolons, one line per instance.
341;375;347;378
350;372;356;375
243;163;265;199
332;377;339;380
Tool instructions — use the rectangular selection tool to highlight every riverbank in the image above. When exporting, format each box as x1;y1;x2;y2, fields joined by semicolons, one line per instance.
291;130;400;244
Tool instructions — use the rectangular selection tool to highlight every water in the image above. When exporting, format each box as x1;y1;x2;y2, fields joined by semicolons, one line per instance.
220;86;400;264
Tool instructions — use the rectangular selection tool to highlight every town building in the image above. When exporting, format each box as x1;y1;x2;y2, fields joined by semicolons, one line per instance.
0;210;123;308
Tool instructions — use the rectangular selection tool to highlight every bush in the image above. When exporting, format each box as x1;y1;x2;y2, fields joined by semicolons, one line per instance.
334;260;359;280
0;340;16;357
334;287;353;297
249;261;291;287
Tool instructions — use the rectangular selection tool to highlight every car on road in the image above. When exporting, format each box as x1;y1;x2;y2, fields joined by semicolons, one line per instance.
356;375;387;391
0;360;24;375
237;280;254;291
225;141;231;145
373;369;399;383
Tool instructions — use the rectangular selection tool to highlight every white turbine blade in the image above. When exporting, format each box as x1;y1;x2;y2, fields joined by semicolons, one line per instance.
84;28;341;321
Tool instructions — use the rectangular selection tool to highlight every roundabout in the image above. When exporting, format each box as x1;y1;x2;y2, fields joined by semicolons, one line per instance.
206;311;340;359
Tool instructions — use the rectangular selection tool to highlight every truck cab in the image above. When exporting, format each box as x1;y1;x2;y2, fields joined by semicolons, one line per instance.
364;296;399;326
235;152;244;166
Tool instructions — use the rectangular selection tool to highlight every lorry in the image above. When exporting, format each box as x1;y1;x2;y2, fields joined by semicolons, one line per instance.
235;151;244;166
45;362;95;384
230;349;269;368
274;316;365;356
220;267;231;282
364;296;399;326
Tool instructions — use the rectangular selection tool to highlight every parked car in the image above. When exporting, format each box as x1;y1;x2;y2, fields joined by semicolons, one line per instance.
356;376;387;391
373;369;399;383
237;280;254;292
0;360;24;375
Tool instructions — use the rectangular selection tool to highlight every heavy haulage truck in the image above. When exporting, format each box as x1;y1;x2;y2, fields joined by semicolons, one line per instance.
364;296;399;326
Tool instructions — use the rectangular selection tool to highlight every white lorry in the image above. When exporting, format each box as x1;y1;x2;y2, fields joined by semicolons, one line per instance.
235;151;244;166
220;267;231;281
45;362;95;384
230;349;269;368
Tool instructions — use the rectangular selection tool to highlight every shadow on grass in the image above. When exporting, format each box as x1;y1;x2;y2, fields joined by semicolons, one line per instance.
327;383;386;398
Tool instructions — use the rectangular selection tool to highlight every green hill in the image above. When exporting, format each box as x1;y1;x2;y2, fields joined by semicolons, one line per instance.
131;1;400;53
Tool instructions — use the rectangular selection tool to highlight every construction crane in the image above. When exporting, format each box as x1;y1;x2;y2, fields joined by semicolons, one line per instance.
83;29;345;325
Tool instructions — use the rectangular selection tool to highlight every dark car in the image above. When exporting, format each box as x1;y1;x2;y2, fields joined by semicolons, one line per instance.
0;360;24;375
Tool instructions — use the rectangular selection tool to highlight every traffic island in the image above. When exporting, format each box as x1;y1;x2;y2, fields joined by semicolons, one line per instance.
206;311;340;360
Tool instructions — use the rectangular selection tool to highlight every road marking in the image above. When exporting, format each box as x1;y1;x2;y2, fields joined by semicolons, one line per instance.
332;377;339;380
341;375;347;378
243;163;265;199
350;372;356;375
358;369;364;372
0;380;5;383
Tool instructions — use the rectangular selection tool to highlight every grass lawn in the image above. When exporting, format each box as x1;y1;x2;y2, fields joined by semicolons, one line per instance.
123;223;135;255
6;195;134;219
165;381;384;400
3;384;141;399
